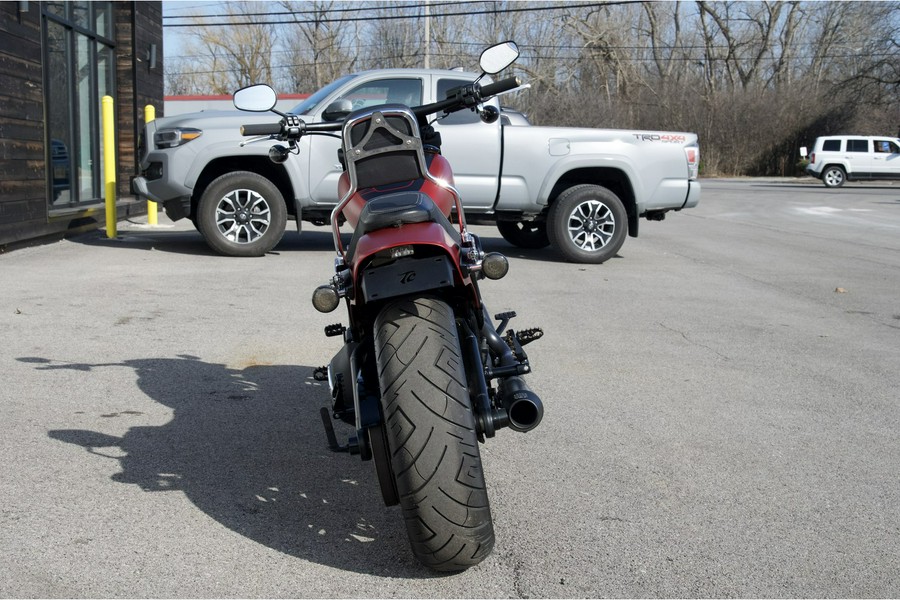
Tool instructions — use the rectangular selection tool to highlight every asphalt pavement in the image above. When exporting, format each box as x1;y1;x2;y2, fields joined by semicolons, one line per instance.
1;178;898;597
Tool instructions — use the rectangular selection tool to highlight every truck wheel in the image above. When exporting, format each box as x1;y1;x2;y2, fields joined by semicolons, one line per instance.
196;171;287;257
547;184;627;264
822;166;846;188
374;296;494;571
496;220;550;249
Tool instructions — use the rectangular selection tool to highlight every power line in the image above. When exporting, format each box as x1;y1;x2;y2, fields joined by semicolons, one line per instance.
162;1;634;27
163;1;477;19
167;50;900;78
166;40;897;63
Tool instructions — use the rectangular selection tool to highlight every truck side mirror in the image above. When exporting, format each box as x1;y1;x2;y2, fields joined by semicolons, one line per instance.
323;99;353;122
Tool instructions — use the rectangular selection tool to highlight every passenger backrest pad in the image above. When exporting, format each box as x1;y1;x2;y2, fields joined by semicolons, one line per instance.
343;105;427;189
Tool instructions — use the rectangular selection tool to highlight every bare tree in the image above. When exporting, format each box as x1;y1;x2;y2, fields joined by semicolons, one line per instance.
172;1;277;94
161;0;900;175
280;0;356;91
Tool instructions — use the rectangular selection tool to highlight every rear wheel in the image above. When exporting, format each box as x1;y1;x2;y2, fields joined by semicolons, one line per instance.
548;184;627;264
822;165;846;188
374;296;494;571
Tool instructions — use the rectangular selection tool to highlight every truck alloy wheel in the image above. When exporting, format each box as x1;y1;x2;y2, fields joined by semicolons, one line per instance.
197;171;287;257
548;184;627;264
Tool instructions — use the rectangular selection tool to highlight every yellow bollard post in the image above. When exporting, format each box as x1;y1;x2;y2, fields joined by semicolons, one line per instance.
144;104;158;225
102;95;117;238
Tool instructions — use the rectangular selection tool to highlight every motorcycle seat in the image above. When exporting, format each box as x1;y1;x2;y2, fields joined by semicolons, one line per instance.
347;191;461;260
357;192;440;233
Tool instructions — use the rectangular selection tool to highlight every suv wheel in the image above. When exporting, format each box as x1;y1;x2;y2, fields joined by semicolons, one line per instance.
197;171;287;257
547;184;627;264
822;166;846;188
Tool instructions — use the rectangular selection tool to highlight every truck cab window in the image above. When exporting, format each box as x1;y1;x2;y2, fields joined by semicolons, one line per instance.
437;78;481;125
339;78;423;111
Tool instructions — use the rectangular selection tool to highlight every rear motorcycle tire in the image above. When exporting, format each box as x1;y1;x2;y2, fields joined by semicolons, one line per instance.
374;296;495;571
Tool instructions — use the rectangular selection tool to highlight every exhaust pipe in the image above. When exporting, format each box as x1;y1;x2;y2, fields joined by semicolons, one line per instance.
495;376;543;433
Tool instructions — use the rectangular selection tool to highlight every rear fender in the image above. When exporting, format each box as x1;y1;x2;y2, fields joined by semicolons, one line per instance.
350;222;473;306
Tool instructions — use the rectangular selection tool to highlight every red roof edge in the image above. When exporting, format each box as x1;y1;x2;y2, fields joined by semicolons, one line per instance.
165;94;310;101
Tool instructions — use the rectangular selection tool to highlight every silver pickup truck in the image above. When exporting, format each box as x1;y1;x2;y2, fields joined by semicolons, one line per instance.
133;68;700;263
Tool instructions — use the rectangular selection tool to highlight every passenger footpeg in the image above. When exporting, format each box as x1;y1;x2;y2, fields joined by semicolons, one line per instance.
504;327;543;353
324;323;346;337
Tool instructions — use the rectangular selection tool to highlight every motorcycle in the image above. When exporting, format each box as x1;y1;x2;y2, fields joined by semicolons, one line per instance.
234;41;544;571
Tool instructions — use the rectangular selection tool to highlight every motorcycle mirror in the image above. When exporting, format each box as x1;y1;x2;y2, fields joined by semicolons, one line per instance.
480;105;500;124
479;41;519;74
323;99;354;122
233;84;278;112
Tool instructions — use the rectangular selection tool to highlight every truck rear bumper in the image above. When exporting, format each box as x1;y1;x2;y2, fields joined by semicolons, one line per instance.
683;179;701;208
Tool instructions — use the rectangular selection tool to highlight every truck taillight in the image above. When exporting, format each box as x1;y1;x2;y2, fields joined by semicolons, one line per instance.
685;145;699;180
810;152;816;164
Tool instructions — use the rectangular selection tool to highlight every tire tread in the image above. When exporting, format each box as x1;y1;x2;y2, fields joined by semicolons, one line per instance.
374;296;494;571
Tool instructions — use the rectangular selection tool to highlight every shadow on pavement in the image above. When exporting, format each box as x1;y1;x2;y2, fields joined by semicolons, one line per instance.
71;224;347;257
71;218;622;265
22;354;442;578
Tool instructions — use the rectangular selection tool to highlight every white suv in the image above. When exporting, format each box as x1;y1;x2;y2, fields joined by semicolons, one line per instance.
806;135;900;187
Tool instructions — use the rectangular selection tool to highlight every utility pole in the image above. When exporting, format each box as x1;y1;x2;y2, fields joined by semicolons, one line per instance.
424;0;430;69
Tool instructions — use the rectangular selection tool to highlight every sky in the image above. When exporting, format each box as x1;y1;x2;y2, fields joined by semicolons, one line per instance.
162;0;228;60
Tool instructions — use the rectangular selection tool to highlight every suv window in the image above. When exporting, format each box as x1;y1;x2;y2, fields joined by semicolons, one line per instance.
874;140;899;153
822;139;841;152
339;78;423;111
847;139;869;153
437;77;480;125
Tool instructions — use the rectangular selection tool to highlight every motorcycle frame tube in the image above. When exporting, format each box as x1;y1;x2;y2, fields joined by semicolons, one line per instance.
459;318;496;439
481;305;518;368
348;338;379;461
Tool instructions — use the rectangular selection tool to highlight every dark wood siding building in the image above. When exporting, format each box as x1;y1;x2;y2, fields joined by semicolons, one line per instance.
0;1;163;248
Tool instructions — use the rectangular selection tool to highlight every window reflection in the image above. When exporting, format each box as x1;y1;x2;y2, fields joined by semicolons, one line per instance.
46;20;72;205
44;1;114;210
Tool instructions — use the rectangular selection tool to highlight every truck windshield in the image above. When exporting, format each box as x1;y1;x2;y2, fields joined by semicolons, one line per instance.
288;74;357;115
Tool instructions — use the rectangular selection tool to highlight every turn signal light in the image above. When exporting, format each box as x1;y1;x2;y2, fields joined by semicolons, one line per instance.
153;127;202;149
482;252;509;280
312;285;340;313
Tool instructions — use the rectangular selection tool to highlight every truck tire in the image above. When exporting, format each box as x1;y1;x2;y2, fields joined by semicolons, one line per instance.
374;296;494;571
496;220;550;249
822;165;846;188
196;171;287;257
547;184;627;264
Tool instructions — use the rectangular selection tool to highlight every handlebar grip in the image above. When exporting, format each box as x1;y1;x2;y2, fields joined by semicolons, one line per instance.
479;76;521;99
240;122;282;136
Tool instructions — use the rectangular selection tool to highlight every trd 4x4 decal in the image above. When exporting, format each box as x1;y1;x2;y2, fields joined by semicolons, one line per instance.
632;133;687;143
